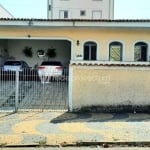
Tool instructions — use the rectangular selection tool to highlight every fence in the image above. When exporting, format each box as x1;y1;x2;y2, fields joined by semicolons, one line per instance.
0;68;69;112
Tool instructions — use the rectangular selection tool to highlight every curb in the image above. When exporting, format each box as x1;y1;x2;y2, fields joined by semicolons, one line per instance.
1;141;150;148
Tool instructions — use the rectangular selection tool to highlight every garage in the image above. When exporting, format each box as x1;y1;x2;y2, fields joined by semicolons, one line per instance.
0;38;71;111
0;39;71;67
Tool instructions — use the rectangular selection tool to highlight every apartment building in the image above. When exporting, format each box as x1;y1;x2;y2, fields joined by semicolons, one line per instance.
47;0;114;19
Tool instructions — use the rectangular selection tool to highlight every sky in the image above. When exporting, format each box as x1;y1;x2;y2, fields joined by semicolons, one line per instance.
0;0;150;19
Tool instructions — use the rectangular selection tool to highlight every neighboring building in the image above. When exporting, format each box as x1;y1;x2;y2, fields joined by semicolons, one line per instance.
0;4;13;18
47;0;114;19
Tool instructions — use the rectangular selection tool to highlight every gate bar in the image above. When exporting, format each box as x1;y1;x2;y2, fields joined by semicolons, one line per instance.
15;70;19;112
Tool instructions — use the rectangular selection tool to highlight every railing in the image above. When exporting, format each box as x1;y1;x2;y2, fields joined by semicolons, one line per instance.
0;68;69;112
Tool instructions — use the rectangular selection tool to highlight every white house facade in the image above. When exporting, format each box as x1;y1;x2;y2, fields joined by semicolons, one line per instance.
47;0;114;19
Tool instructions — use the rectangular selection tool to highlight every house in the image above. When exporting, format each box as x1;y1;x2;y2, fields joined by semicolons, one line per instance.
0;4;13;18
47;0;114;19
0;18;150;112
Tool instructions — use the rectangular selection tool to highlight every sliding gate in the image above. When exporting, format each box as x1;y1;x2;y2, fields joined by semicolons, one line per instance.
0;68;69;112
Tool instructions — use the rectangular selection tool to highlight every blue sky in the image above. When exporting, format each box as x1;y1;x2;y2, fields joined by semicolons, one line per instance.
0;0;47;18
115;0;150;19
0;0;150;19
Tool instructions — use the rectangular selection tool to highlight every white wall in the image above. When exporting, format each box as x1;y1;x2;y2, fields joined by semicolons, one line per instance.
1;39;71;68
48;0;114;19
72;66;150;110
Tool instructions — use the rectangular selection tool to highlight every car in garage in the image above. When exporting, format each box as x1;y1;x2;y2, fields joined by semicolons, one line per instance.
1;60;31;81
38;61;64;83
3;60;30;71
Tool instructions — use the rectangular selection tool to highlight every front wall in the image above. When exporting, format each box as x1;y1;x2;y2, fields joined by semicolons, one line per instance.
72;66;150;109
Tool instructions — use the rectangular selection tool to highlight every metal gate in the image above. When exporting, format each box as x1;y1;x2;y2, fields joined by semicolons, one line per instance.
0;68;69;112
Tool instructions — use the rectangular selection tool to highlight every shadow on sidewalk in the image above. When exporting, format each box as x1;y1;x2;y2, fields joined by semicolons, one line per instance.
0;112;16;119
50;112;150;123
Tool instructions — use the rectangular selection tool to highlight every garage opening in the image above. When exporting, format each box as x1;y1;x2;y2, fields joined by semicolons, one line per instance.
0;39;71;111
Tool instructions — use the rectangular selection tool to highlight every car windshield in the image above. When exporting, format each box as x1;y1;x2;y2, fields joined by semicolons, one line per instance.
4;61;21;66
41;61;62;66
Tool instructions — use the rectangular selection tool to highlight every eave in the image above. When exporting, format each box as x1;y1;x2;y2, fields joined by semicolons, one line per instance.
0;18;150;29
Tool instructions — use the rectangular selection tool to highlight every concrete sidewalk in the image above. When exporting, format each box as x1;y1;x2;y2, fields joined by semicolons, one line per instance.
0;112;150;146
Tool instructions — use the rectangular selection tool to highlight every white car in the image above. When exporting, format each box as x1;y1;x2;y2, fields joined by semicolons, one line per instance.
38;61;63;82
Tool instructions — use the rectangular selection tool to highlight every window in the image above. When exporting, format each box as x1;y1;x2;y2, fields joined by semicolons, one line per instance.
60;10;69;19
48;5;51;11
64;11;68;18
84;42;97;60
80;10;86;16
134;42;148;62
92;10;102;19
109;42;123;61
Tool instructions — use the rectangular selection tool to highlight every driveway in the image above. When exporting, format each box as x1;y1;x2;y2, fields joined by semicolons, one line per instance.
0;81;68;111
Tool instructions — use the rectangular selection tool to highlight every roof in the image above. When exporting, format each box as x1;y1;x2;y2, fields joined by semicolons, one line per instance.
0;5;14;18
0;18;150;22
0;18;150;28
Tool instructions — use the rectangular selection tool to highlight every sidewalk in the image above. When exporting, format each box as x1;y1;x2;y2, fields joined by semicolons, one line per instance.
0;111;150;146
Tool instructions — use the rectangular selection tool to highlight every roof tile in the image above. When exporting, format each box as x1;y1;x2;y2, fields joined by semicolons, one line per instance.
0;18;150;22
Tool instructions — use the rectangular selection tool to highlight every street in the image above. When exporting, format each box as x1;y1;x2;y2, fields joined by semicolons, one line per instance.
1;147;150;150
